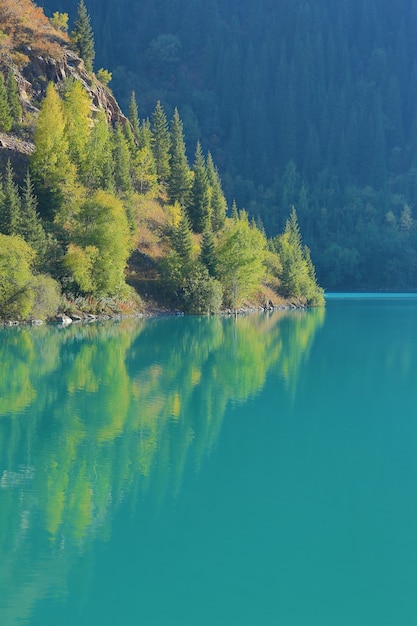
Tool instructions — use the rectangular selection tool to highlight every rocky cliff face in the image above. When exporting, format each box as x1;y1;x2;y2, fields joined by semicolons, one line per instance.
19;47;127;125
0;0;127;164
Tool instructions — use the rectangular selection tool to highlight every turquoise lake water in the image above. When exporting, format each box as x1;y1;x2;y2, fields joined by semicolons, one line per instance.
0;298;417;625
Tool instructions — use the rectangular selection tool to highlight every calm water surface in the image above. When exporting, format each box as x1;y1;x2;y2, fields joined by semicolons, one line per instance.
1;298;417;625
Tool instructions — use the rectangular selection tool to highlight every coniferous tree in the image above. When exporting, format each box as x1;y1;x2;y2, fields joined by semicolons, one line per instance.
200;227;217;276
71;0;95;72
206;152;227;231
18;170;47;258
0;74;12;132
172;206;194;265
0;160;20;236
123;117;136;153
151;101;171;184
138;118;153;150
6;71;22;124
168;108;192;206
113;123;133;195
188;141;210;233
231;200;239;220
128;92;141;142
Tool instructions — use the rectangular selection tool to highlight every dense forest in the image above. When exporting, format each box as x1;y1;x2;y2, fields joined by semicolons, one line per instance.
42;0;417;290
0;0;323;321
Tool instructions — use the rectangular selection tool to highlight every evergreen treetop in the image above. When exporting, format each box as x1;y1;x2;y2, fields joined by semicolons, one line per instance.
71;0;95;73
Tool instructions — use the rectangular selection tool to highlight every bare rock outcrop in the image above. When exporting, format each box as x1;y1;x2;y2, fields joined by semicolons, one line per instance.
21;47;127;125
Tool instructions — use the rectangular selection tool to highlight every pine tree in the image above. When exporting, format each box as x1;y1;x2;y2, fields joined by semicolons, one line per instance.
6;70;22;124
168;108;192;206
200;227;217;276
0;74;12;132
71;0;95;72
123;117;136;153
206;152;227;231
151;101;171;184
188;141;210;233
128;91;141;142
113;123;133;195
138;118;153;150
18;170;47;258
0;160;21;236
172;206;193;265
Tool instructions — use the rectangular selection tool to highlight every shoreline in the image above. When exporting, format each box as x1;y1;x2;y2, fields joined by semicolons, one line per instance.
0;299;312;328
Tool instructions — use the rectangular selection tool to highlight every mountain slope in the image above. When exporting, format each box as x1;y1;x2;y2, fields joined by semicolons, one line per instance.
40;0;417;291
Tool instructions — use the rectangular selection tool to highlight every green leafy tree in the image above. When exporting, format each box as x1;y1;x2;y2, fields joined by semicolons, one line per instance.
181;264;223;314
63;79;92;176
188;141;210;233
216;212;267;308
0;73;12;132
96;68;112;85
64;190;131;295
71;0;95;72
0;234;35;319
168;108;192;206
151;101;171;184
50;12;69;32
29;274;61;320
6;71;22;124
132;145;158;195
30;83;77;221
0;160;20;236
84;109;114;191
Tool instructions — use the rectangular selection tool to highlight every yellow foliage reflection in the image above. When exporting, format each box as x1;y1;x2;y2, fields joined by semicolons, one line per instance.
0;311;325;623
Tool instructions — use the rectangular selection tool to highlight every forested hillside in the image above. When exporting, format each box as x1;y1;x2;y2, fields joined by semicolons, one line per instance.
0;0;323;321
42;0;417;290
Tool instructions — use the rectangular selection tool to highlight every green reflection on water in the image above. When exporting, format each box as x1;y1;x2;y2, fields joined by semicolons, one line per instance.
0;310;324;624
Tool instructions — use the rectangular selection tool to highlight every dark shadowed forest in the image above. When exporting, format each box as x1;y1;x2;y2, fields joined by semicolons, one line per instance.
42;0;417;290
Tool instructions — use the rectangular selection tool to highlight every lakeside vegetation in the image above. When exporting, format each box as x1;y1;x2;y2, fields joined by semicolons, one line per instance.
0;0;323;321
42;0;417;292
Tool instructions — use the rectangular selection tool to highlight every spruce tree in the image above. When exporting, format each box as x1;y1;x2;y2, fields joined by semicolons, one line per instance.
0;73;12;132
72;0;95;72
200;227;217;276
172;206;193;265
6;71;22;124
206;152;227;231
188;142;210;233
138;118;153;151
151;101;171;184
168;108;192;206
113;123;133;195
123;117;136;153
18;170;47;258
128;92;141;142
0;160;21;235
